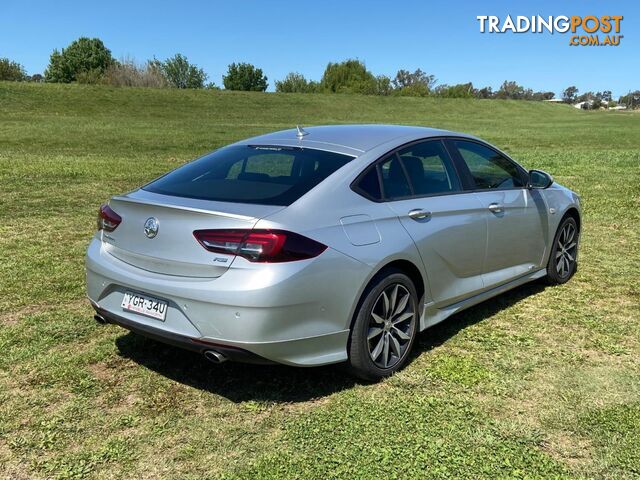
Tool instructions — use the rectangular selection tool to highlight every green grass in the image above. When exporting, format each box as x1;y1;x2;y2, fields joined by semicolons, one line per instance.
1;81;639;479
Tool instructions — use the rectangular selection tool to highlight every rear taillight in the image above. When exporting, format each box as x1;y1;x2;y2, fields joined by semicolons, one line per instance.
193;229;327;263
97;204;122;232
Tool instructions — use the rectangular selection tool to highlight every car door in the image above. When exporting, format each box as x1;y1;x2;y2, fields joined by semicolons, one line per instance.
376;139;488;307
448;139;547;289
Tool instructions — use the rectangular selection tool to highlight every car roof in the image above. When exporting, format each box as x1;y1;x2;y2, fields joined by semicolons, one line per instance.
237;124;462;155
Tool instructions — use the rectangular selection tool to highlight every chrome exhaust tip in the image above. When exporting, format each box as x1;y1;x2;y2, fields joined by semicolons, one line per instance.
93;314;107;325
204;350;228;364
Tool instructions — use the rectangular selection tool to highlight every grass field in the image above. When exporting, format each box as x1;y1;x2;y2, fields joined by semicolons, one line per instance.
1;82;639;479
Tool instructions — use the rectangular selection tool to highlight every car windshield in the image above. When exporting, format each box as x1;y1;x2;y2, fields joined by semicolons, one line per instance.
143;145;354;206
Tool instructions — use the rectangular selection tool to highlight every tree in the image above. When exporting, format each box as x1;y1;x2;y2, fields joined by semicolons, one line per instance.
619;91;640;109
573;92;601;109
495;80;525;100
577;91;596;103
103;58;168;88
45;37;114;83
152;54;207;89
0;58;27;81
223;63;268;91
320;59;376;94
434;82;475;98
275;72;317;93
392;69;436;96
533;91;555;100
393;69;436;89
475;86;493;99
599;90;612;103
562;86;579;104
375;75;393;96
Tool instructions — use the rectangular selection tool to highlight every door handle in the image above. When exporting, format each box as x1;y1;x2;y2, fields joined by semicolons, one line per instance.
488;203;504;214
408;209;432;220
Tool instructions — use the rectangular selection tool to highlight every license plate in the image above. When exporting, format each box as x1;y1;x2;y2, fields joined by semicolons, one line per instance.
121;291;168;321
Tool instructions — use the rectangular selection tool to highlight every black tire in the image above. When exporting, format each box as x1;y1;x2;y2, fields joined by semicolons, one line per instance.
545;216;579;285
347;269;418;381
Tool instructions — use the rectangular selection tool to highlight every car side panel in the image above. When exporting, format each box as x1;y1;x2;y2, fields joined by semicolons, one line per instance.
474;188;548;289
540;184;582;264
386;193;488;307
255;189;431;327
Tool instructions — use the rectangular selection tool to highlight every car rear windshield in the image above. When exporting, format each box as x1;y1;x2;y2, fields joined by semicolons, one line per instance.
143;145;355;206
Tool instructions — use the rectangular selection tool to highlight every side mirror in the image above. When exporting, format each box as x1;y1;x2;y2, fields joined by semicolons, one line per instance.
528;169;553;189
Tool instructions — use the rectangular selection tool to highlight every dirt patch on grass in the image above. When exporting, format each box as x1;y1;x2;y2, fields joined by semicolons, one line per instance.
1;303;53;326
491;358;640;474
0;440;32;480
541;431;593;470
0;299;90;326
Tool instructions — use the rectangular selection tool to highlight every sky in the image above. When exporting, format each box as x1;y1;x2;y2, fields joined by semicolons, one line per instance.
2;0;638;98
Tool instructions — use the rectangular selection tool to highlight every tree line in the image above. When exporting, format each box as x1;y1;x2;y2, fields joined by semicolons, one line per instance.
1;37;638;108
0;38;266;92
274;62;559;101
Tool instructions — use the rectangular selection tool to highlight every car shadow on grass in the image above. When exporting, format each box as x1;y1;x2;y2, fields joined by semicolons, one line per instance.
414;281;546;354
115;281;547;403
114;333;357;403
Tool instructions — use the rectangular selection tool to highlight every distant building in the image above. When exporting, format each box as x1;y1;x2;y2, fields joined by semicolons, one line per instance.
574;100;594;109
543;98;564;103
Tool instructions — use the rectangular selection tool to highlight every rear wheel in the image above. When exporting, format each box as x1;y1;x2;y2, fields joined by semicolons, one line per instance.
545;216;579;284
347;270;418;381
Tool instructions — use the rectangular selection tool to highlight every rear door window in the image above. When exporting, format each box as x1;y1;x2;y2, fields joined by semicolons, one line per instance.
397;140;461;195
144;145;354;206
353;140;462;201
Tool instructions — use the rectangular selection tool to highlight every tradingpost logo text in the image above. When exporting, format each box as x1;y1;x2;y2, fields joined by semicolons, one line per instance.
477;15;624;46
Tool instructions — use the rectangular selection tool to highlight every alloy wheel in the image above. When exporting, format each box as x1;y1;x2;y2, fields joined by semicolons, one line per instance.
556;222;577;278
367;284;416;369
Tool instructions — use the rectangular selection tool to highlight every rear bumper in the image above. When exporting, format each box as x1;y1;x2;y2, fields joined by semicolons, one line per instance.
86;237;370;366
93;305;273;364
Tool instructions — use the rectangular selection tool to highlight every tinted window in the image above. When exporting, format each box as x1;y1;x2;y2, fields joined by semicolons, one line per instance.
454;141;524;189
144;145;354;206
379;156;411;199
397;140;461;195
356;167;382;200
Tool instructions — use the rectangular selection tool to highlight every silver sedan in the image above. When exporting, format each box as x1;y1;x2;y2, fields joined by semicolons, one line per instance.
86;125;581;380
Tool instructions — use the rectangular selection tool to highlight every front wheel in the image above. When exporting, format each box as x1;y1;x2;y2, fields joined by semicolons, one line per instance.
545;216;579;285
347;270;418;381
